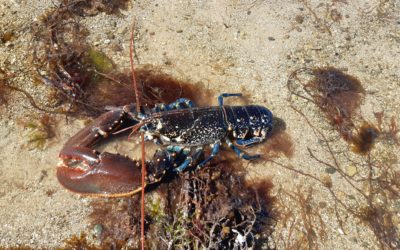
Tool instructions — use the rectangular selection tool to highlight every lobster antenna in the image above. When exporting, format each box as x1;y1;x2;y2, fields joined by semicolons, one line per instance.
130;23;141;112
111;121;146;136
130;19;146;250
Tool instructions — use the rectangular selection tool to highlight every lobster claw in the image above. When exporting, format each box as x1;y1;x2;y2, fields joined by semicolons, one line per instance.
57;147;143;197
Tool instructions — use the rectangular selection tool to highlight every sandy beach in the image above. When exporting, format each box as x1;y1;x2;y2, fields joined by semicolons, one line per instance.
0;0;399;249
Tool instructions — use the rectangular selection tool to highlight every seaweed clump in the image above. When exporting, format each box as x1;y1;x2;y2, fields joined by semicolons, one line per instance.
17;114;56;150
148;155;275;249
84;153;276;249
30;0;130;116
60;233;100;250
351;122;380;154
31;0;213;118
287;68;400;248
288;67;365;140
287;67;382;154
87;197;142;249
58;0;129;16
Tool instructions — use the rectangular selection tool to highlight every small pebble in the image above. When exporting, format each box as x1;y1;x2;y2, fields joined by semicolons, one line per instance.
346;165;357;177
92;224;103;238
325;167;336;174
295;15;304;24
321;174;332;188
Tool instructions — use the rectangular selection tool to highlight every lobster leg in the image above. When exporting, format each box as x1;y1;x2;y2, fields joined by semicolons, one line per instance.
172;146;203;172
154;98;194;112
218;93;242;106
226;138;260;160
235;137;265;147
197;141;221;168
167;98;194;109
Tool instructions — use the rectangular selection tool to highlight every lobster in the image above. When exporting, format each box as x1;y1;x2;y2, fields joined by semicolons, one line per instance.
57;93;273;196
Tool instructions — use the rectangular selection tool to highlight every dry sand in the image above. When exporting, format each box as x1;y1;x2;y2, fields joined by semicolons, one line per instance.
0;0;399;249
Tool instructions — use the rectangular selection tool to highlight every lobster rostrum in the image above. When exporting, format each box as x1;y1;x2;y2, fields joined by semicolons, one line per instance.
57;93;273;196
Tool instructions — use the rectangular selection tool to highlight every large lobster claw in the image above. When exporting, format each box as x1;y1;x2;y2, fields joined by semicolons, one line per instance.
57;147;144;197
57;105;147;197
56;104;196;197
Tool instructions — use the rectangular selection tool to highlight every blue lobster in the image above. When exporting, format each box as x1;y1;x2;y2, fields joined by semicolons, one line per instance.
57;93;273;197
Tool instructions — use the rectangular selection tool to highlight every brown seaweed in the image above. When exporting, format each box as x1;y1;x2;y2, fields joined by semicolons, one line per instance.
287;67;381;155
286;77;400;248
